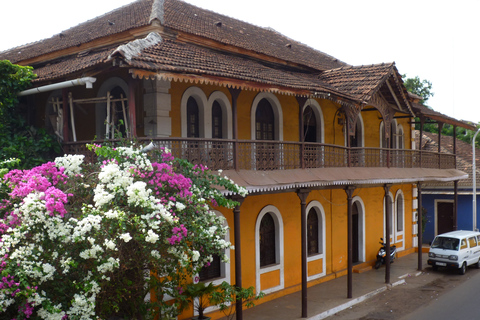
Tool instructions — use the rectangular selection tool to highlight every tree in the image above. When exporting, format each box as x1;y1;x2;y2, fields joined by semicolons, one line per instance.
402;75;434;107
0;143;251;319
0;60;60;169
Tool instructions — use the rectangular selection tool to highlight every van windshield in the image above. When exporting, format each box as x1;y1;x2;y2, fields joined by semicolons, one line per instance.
431;237;460;250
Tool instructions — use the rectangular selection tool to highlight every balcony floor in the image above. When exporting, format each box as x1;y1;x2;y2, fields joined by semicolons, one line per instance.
220;167;468;195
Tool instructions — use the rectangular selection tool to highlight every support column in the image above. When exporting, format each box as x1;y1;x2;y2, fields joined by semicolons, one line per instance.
296;96;308;169
128;78;137;138
417;183;423;271
229;88;241;171
344;185;356;298
232;196;245;320
62;88;69;142
297;189;310;318
454;181;458;231
383;184;392;285
143;78;171;137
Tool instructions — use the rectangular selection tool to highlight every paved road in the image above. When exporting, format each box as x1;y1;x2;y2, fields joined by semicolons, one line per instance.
401;268;480;320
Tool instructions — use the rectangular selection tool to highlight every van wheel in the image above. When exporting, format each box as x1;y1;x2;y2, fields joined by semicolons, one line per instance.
459;262;467;275
476;259;480;269
432;265;438;271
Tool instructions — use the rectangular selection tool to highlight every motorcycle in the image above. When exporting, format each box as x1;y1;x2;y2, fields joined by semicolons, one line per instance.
375;238;397;269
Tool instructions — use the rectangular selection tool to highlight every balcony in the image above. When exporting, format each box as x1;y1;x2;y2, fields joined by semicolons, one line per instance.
63;138;456;171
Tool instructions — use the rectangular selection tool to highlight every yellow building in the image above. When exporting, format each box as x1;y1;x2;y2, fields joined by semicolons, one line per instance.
1;0;475;319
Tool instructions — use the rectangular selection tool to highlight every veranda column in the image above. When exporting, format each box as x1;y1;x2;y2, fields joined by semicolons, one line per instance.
417;183;423;271
344;185;356;298
296;96;307;169
384;184;392;284
297;189;310;317
232;196;245;320
128;78;137;137
229;88;241;171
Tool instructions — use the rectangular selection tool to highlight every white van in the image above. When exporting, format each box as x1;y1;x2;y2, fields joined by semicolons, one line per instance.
427;230;480;275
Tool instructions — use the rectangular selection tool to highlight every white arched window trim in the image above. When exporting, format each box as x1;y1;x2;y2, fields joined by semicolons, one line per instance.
181;86;208;138
250;92;283;141
302;99;325;143
352;196;366;263
383;192;395;242
95;77;129;139
395;189;405;251
305;201;326;281
206;91;233;139
397;124;405;149
255;205;284;294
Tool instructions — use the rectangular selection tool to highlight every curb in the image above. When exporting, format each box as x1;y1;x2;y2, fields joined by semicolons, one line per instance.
309;272;420;320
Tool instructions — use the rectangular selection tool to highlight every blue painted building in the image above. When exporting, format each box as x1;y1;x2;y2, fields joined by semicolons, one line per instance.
419;131;480;244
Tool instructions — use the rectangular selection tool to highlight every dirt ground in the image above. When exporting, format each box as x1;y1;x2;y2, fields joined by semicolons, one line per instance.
326;266;480;320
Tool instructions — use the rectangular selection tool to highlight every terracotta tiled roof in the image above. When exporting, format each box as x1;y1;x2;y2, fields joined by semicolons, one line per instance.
32;47;115;82
318;63;397;100
0;0;154;63
417;131;480;187
162;0;347;71
412;103;476;131
0;0;347;73
122;37;353;97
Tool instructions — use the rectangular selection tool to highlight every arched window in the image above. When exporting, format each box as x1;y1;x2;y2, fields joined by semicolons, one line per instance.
199;254;221;281
255;205;284;294
350;116;362;147
251;92;283;141
96;77;129;140
307;208;319;255
384;193;394;240
110;86;129;138
303;105;317;143
305;201;326;280
397;124;404;149
256;99;275;141
198;211;230;284
212;100;223;139
187;97;199;138
396;193;404;232
260;212;276;267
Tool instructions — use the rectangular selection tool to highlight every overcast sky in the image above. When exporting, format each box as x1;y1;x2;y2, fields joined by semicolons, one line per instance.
2;0;479;125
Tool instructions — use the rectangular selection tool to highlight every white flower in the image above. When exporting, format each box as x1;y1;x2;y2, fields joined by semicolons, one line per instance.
119;233;132;243
145;229;159;243
192;250;200;262
151;250;161;259
175;202;186;211
55;154;85;175
93;184;115;207
104;239;116;250
126;181;152;207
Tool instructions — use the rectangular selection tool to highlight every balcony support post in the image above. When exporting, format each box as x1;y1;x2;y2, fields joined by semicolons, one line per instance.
128;78;137;138
297;189;310;317
437;122;443;168
232;196;245;320
345;185;356;298
296;96;308;169
383;184;392;284
417;183;423;271
62;88;69;142
229;88;241;171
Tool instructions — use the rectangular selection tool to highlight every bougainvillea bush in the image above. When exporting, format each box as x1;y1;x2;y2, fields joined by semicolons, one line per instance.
0;143;247;320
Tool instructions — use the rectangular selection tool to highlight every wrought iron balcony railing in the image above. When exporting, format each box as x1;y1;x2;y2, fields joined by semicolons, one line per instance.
63;138;456;171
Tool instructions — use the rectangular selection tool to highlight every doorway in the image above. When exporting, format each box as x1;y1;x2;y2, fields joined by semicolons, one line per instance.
436;201;454;235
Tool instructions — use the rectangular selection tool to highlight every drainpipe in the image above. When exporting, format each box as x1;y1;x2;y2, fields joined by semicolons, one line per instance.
18;77;96;96
473;127;480;231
